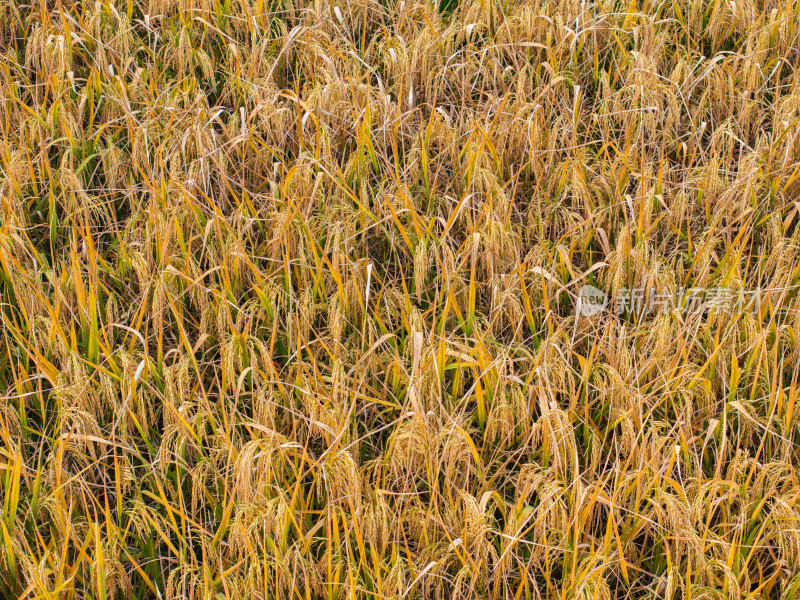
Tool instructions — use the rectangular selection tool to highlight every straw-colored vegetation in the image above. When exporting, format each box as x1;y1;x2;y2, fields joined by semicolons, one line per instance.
2;0;800;598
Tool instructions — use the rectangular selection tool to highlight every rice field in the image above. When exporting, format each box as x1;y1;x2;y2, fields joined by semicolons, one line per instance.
2;0;800;598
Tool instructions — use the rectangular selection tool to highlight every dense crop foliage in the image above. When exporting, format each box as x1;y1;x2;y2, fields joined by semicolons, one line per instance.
2;0;800;598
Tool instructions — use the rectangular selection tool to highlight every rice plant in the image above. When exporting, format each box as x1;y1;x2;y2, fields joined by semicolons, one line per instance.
2;0;800;598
